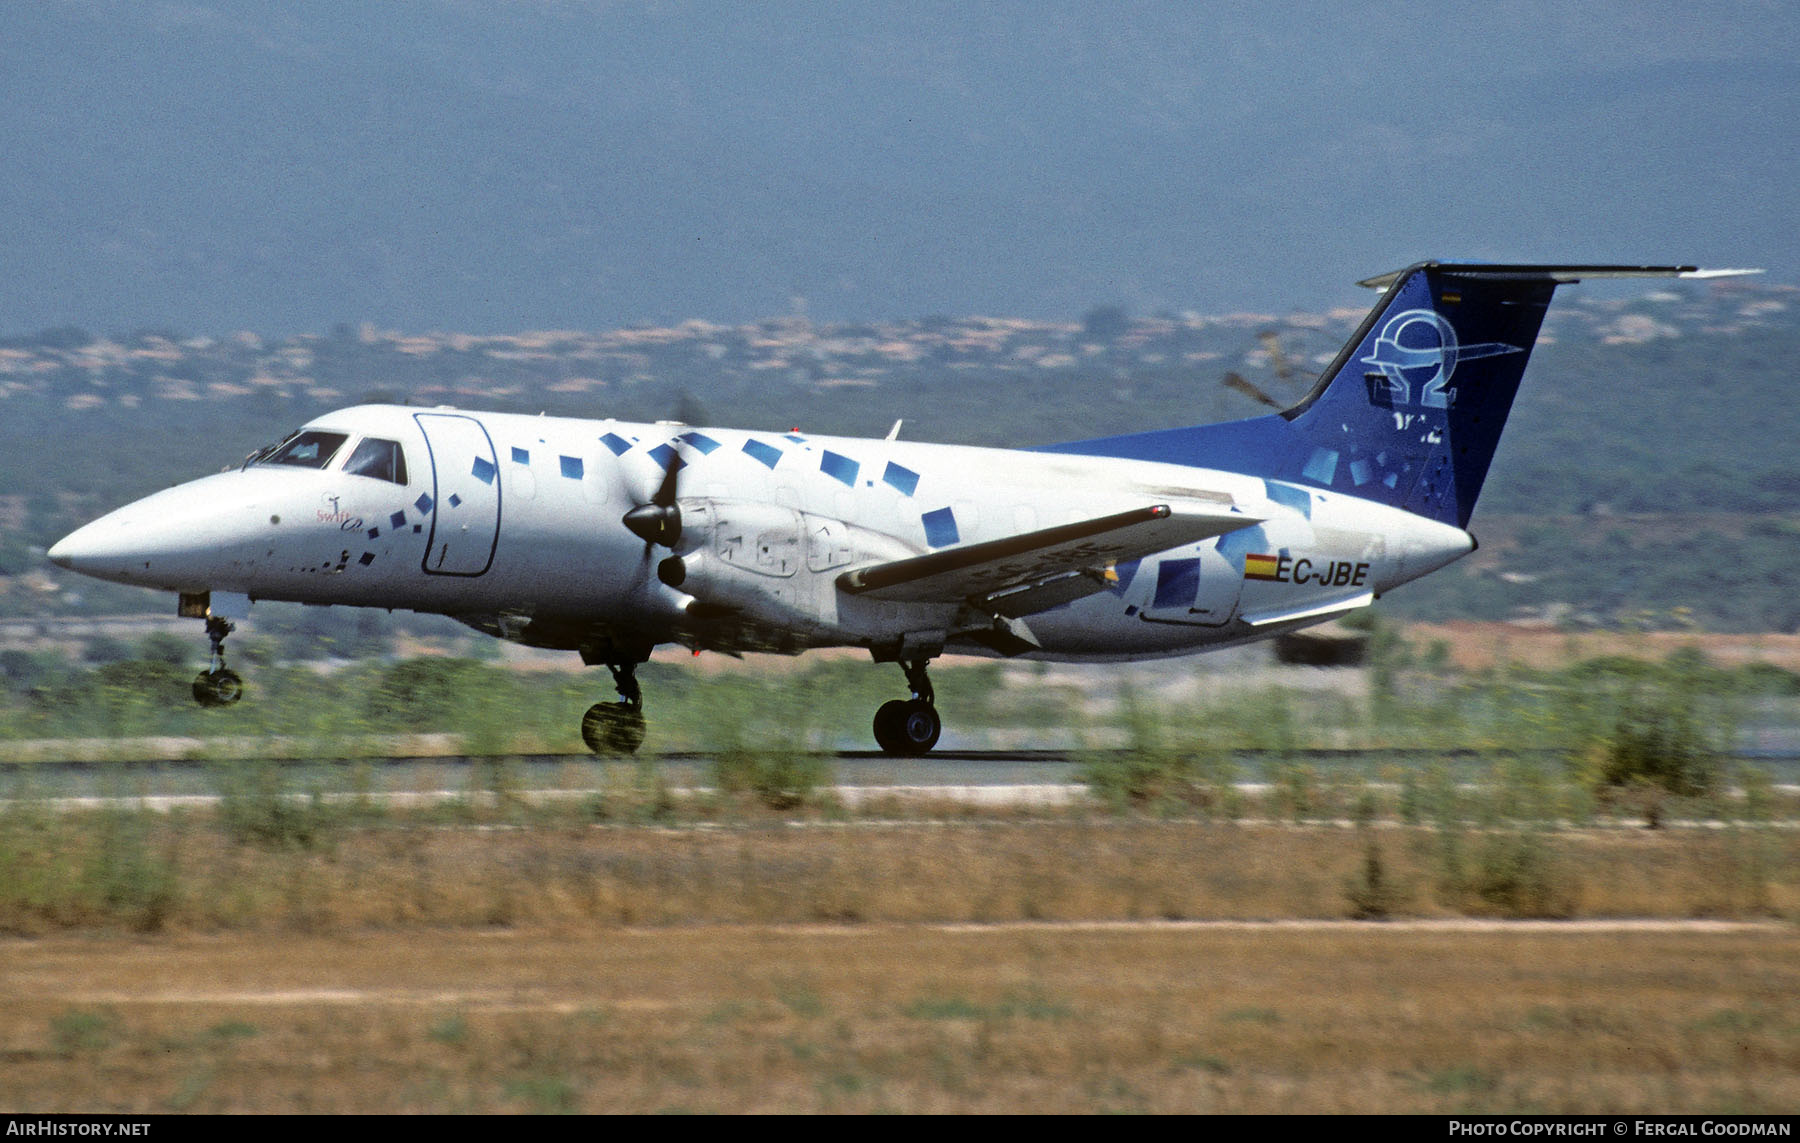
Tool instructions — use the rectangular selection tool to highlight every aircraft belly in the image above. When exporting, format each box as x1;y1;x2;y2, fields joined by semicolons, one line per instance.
1021;598;1225;657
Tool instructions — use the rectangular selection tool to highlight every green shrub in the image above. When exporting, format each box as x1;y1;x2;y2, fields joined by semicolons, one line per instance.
363;658;495;720
712;745;831;811
1443;828;1579;918
83;810;180;931
1344;833;1407;920
1078;699;1235;816
1568;656;1729;815
211;758;337;850
1598;707;1719;796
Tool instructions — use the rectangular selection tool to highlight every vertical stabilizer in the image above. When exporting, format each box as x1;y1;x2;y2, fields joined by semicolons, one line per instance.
1278;262;1555;527
1045;262;1739;528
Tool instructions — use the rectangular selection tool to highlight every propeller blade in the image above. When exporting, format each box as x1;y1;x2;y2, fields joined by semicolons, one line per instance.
651;452;684;508
622;443;686;549
1258;329;1293;383
1222;371;1283;410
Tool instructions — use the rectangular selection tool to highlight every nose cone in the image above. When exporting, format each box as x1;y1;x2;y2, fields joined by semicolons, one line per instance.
47;474;270;591
46;529;92;571
48;503;192;585
48;514;170;577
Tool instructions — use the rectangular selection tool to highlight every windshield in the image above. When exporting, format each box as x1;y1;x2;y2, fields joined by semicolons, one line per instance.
256;430;349;470
342;437;408;485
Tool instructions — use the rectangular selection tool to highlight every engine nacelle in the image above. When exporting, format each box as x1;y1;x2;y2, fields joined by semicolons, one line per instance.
656;499;920;639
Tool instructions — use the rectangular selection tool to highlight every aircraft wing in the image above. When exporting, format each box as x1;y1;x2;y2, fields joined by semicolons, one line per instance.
835;504;1260;611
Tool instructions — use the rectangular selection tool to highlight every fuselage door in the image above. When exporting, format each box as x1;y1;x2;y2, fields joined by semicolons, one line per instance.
414;412;502;577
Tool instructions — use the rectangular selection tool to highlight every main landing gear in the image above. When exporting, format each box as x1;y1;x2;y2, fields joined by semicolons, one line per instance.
573;653;944;757
192;615;244;708
872;658;940;755
582;660;647;755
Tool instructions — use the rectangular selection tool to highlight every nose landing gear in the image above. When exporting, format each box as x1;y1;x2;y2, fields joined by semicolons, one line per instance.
192;615;244;707
873;658;940;755
581;660;647;754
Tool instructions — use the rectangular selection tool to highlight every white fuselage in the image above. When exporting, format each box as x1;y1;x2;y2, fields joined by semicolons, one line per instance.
48;405;1474;661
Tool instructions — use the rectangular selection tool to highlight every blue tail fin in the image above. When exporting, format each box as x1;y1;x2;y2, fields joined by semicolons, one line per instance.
1042;262;1710;528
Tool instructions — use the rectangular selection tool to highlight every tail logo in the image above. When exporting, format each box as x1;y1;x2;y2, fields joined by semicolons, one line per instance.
1360;308;1522;409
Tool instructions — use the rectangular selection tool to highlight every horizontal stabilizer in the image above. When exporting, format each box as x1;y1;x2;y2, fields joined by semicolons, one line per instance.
1356;263;1763;290
838;504;1260;604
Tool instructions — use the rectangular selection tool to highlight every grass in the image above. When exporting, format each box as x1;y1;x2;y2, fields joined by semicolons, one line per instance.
1;639;1797;1111
0;767;1793;1112
1;798;1797;935
1;923;1795;1113
5;639;1796;766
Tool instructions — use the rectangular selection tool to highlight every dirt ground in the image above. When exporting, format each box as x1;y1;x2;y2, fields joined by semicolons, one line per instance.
2;920;1796;1114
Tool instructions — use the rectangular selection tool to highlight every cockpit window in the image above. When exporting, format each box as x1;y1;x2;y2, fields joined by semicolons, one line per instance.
342;437;409;485
260;430;349;470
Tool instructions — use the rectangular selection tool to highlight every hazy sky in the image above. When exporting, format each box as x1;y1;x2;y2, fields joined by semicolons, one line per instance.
3;1;1794;333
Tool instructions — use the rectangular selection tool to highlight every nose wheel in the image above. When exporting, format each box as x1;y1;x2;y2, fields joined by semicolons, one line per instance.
193;668;244;707
873;658;940;755
582;702;646;754
192;616;244;708
582;660;647;754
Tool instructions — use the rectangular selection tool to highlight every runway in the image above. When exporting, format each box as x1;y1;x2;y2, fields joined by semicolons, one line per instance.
6;745;1800;807
0;749;1081;811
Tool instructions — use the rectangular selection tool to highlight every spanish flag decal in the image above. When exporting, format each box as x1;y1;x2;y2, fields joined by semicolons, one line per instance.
1244;553;1282;581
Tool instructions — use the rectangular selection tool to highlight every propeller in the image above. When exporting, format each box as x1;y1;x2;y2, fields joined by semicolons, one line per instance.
621;445;725;615
622;449;685;549
1219;329;1318;412
1222;371;1283;410
1257;329;1298;385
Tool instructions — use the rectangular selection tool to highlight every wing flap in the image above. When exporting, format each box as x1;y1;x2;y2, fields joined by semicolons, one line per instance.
981;569;1113;618
836;504;1260;605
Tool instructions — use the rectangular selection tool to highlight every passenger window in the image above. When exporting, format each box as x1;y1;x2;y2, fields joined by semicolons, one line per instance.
262;430;349;470
342;437;408;485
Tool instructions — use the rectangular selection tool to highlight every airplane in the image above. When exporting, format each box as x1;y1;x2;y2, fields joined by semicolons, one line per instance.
46;261;1756;755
